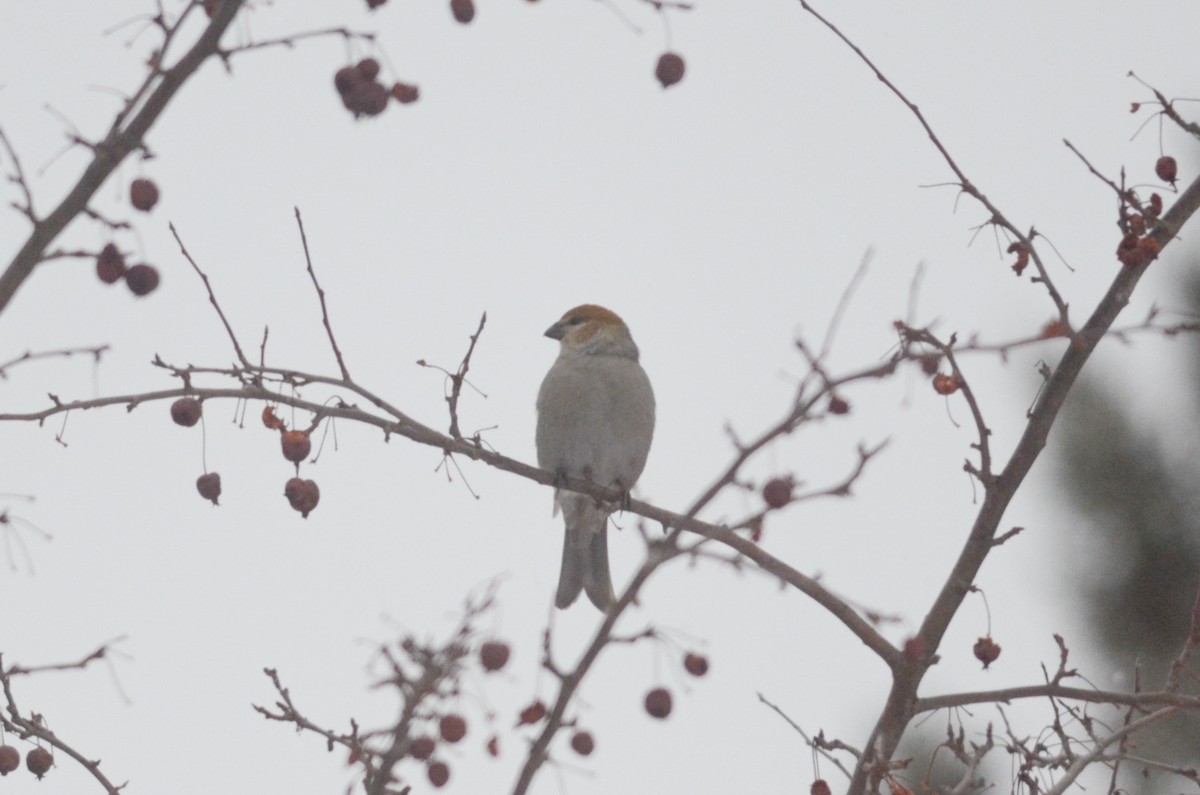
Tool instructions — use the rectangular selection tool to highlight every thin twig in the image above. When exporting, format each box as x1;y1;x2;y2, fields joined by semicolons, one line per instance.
294;207;351;381
170;222;250;366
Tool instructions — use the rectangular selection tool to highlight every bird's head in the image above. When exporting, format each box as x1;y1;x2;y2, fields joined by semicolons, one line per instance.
544;304;639;358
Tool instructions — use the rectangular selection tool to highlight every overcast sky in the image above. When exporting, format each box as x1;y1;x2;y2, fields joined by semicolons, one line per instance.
1;2;1198;793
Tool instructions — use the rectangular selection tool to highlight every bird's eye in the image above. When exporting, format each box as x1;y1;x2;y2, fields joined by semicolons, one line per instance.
566;316;585;326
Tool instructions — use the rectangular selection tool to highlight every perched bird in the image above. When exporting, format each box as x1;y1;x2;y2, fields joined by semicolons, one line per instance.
536;305;656;611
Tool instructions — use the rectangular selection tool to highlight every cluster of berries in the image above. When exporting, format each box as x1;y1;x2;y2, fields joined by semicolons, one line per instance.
0;744;53;780
94;178;162;296
334;58;419;119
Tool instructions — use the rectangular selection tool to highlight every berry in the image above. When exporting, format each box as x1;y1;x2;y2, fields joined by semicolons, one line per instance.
762;477;793;509
1155;155;1178;184
341;80;389;118
683;652;709;677
828;395;850;415
130;178;159;211
171;397;202;427
203;0;221;17
280;430;311;463
391;82;420;104
812;780;833;795
124;263;160;296
902;636;926;662
439;714;467;743
334;66;361;95
25;747;52;779
96;243;126;284
932;373;961;395
655;52;685;88
486;735;500;757
284;477;320;518
427;760;450;788
196;472;222;505
517;700;547;726
356;58;381;81
973;636;1001;669
480;640;510;672
0;745;18;775
365;0;388;8
450;0;475;23
570;730;594;756
409;736;435;760
262;406;285;431
644;687;672;719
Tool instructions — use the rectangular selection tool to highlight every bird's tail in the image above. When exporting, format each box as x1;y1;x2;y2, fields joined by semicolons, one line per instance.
555;497;615;611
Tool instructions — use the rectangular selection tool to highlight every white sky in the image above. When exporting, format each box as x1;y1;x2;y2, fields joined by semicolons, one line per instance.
1;1;1198;793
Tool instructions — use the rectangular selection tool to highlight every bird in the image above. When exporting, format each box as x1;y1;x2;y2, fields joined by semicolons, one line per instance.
536;304;655;611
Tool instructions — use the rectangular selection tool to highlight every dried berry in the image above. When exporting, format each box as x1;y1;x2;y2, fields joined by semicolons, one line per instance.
334;66;361;95
973;635;1001;669
918;353;941;376
1147;193;1163;219
262;406;286;431
391;82;420;104
450;0;475;23
480;640;510;672
932;373;961;395
96;243;126;284
196;472;222;505
280;430;312;463
341;80;390;117
171;397;202;427
409;736;435;760
130;178;160;211
365;0;388;9
427;760;450;788
812;780;833;795
284;477;320;518
517;700;547;726
356;57;381;81
828;395;850;415
644;687;672;719
486;735;500;757
439;714;467;743
655;52;685;88
902;636;926;662
570;730;594;756
124;263;161;296
0;745;18;775
25;747;52;779
683;652;709;677
1155;155;1178;184
762;477;793;509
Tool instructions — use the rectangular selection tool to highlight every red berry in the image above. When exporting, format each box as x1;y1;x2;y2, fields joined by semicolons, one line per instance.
130;178;159;211
342;80;389;118
284;477;320;518
644;687;672;719
427;760;450;788
570;730;594;756
0;745;18;775
439;714;467;743
762;477;793;509
932;373;961;395
391;82;420;104
96;243;126;284
356;58;381;81
450;0;475;23
517;700;547;726
25;747;52;779
480;640;510;672
683;652;709;677
655;52;685;88
124;263;160;296
973;636;1001;669
409;736;435;760
334;66;361;95
812;780;833;795
1155;155;1178;184
280;430;311;463
171;397;202;427
196;472;222;505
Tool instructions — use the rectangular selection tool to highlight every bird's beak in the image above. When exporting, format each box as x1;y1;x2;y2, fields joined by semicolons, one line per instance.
544;321;566;341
